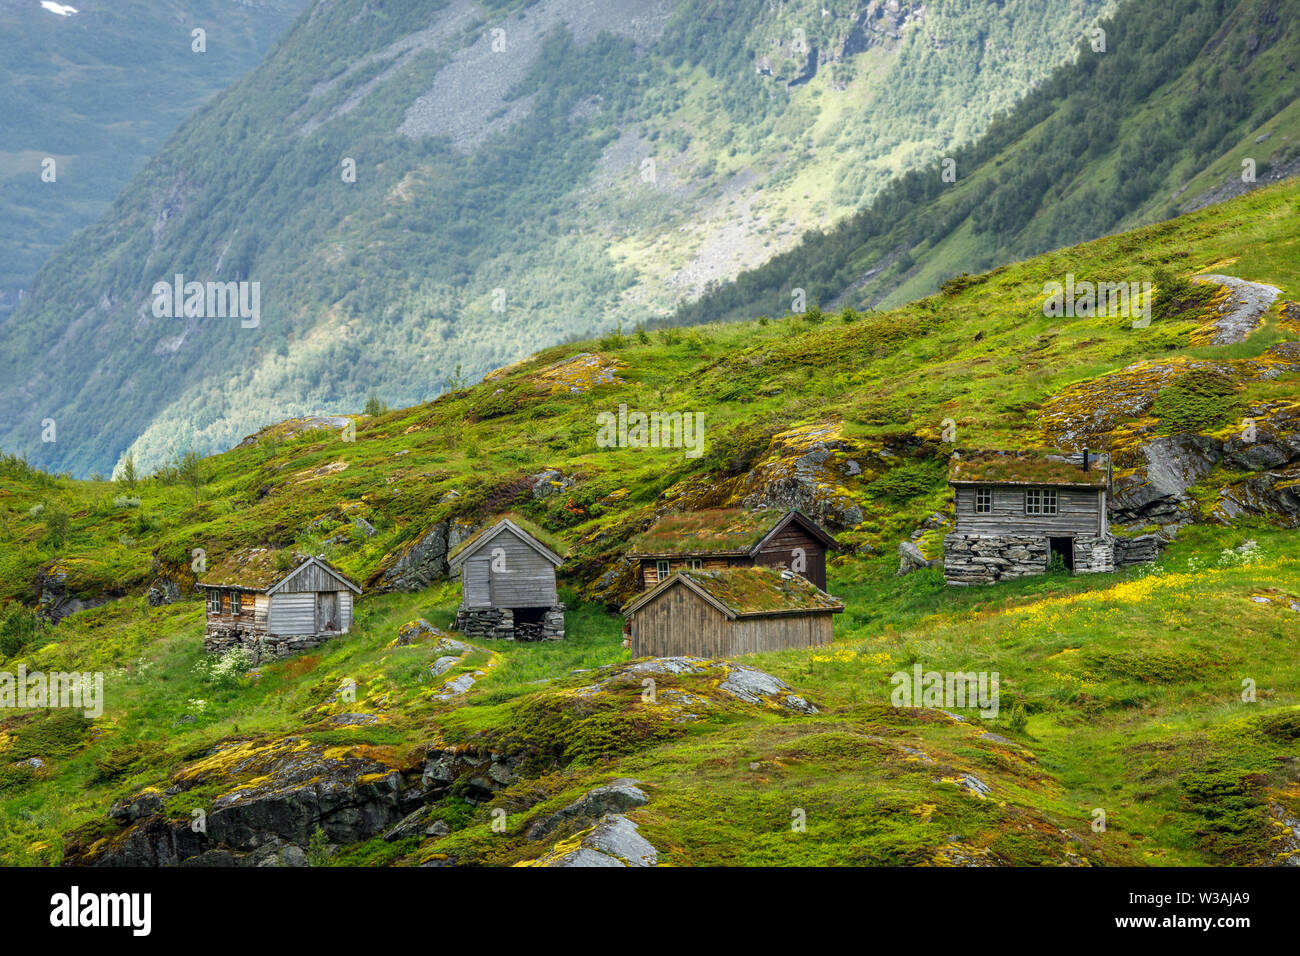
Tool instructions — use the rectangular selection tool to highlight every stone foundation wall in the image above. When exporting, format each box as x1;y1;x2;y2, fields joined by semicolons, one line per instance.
1073;535;1115;574
943;534;1048;585
454;604;565;641
204;623;342;663
1114;533;1163;566
945;531;1157;586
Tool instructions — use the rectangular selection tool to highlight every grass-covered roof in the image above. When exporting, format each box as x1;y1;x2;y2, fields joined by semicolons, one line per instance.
197;550;359;592
628;508;788;557
628;566;844;618
197;549;307;591
948;449;1109;488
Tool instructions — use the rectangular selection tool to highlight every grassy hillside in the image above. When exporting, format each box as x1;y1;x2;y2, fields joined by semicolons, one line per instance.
0;0;308;323
0;0;1114;477
673;0;1300;326
0;180;1298;866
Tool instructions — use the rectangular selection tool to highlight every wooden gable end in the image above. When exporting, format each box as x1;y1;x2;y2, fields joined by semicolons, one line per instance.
752;520;829;589
467;525;559;609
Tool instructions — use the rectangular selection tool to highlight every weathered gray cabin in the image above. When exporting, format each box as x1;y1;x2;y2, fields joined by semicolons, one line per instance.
943;449;1121;585
199;551;361;660
627;507;838;592
622;565;844;658
448;514;566;640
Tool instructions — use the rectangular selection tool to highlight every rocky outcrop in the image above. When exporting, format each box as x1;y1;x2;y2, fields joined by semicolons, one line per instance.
1109;433;1221;529
66;736;520;867
533;814;659;867
526;778;649;840
35;565;118;623
733;421;866;530
1192;275;1281;345
897;540;936;576
370;518;477;592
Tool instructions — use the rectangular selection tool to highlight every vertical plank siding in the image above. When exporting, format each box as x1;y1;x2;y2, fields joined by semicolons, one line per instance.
754;525;828;589
629;583;836;657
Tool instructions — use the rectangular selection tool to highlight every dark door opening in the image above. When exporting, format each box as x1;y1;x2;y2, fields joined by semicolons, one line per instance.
1048;537;1075;572
512;606;547;640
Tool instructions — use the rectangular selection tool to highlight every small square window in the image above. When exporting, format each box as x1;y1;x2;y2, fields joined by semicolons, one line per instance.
687;558;703;570
975;488;992;514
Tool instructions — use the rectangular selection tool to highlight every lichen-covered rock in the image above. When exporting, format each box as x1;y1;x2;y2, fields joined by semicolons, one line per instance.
733;421;866;529
529;814;658;867
526;778;649;840
66;735;516;866
897;540;935;576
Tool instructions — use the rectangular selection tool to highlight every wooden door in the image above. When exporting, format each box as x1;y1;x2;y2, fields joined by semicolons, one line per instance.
316;591;339;632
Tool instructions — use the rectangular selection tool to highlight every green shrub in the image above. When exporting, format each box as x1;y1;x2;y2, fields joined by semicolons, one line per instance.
1152;368;1242;434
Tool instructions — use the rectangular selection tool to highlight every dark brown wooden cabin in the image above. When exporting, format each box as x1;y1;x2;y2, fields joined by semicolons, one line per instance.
622;565;844;658
448;514;567;640
627;508;837;592
198;551;361;661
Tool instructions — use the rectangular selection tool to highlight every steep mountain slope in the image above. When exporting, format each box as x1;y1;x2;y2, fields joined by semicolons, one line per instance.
0;0;309;324
1;182;1298;867
673;0;1300;326
0;0;1115;477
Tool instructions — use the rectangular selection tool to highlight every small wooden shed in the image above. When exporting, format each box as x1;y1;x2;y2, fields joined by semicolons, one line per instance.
944;448;1115;585
628;508;838;591
198;550;361;661
622;565;844;658
448;514;566;640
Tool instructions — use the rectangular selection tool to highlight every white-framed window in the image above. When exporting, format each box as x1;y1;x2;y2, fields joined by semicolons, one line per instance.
687;558;703;570
208;589;222;614
975;487;993;514
656;560;671;580
1025;488;1058;515
231;591;242;615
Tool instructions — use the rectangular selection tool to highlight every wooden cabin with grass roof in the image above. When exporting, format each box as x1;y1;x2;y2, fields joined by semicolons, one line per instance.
623;565;844;657
944;448;1121;585
198;550;361;660
448;514;567;640
628;507;838;592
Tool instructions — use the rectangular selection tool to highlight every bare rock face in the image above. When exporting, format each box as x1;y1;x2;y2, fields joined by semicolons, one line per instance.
65;736;519;867
370;519;477;592
35;565;117;623
526;778;649;840
1110;433;1221;530
536;814;659;867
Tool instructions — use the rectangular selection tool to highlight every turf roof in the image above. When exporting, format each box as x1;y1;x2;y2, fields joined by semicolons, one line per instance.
628;508;790;556
198;549;307;591
626;565;844;618
947;449;1109;488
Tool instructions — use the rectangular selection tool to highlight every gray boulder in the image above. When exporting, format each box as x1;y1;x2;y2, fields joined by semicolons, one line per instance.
527;779;649;840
